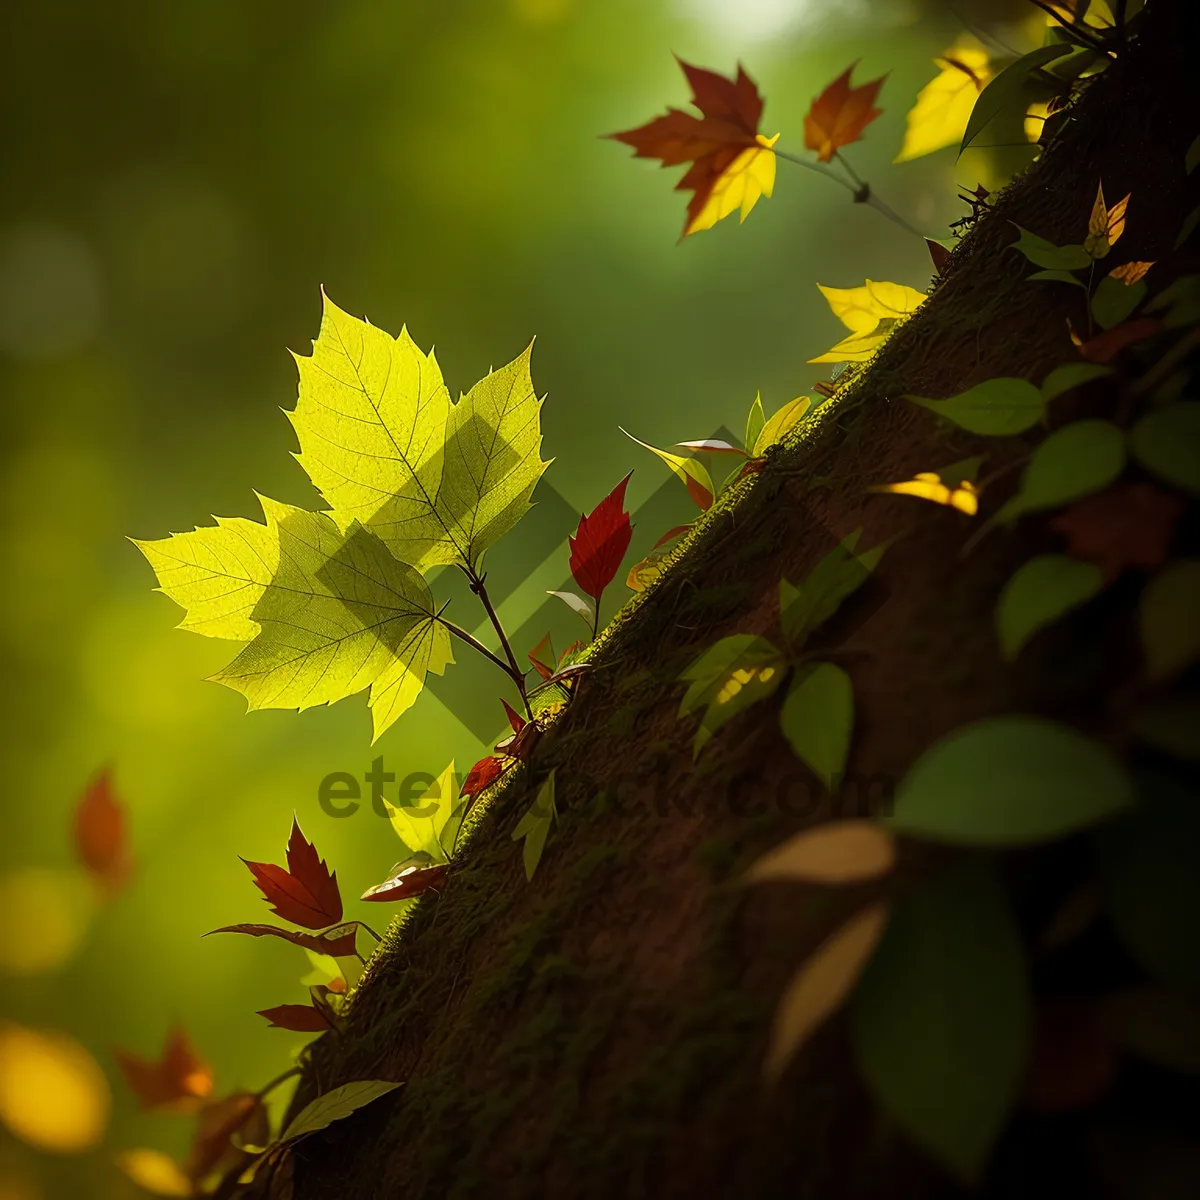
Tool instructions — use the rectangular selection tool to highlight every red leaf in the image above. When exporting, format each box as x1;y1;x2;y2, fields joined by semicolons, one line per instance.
360;862;450;903
569;472;634;604
803;63;885;163
1072;316;1162;363
1051;483;1184;583
609;59;769;236
500;698;527;734
462;756;506;800
528;632;556;681
926;238;950;275
257;1004;333;1033
653;524;693;550
241;818;342;930
206;922;358;959
115;1028;215;1113
72;766;132;894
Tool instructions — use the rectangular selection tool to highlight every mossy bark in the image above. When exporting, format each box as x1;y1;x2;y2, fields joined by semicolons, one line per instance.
288;6;1198;1196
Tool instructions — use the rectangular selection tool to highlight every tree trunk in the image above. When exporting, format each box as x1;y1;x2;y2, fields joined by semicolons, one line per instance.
287;5;1198;1196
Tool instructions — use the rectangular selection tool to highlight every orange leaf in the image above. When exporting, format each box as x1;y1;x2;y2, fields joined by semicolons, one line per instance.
241;818;343;931
115;1028;214;1113
1109;260;1154;285
72;767;132;895
609;59;777;236
803;63;885;163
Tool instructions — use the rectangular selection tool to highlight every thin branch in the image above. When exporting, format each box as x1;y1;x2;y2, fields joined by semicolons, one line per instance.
462;566;533;718
772;147;926;240
436;614;514;678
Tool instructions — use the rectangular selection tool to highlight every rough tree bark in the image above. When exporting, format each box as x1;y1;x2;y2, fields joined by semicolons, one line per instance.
284;4;1198;1196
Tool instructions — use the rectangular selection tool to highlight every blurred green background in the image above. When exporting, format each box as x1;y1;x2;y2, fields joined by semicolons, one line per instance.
0;0;1032;1194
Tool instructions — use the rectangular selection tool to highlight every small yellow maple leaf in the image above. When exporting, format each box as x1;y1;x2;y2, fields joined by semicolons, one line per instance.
1084;181;1130;259
895;40;991;163
1044;0;1116;28
872;472;979;515
809;280;927;364
1109;260;1153;285
687;133;780;235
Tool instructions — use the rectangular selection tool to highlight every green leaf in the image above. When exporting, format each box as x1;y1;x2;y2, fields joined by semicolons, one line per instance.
547;589;595;626
779;530;885;650
387;761;461;864
1040;362;1110;401
960;44;1073;154
995;419;1125;523
908;378;1044;436
280;1079;402;1144
1146;275;1200;328
779;662;854;790
1009;225;1093;271
288;291;548;572
1186;133;1200;174
996;555;1105;660
888;716;1133;845
752;396;812;457
621;427;714;510
1129;403;1200;495
1176;204;1200;250
1130;693;1200;761
1099;775;1200;992
850;862;1030;1182
1028;268;1087;287
744;392;765;456
1091;274;1147;330
136;498;452;742
512;771;556;881
678;635;786;758
1140;560;1200;682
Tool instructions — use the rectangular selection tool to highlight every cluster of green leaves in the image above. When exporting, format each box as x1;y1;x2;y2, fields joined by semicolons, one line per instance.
677;531;884;787
136;291;549;741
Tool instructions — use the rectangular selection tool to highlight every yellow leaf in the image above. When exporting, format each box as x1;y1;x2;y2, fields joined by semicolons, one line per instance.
116;1148;193;1197
626;551;669;593
765;904;890;1081
621;428;714;510
1084;181;1130;259
0;1024;110;1154
1044;0;1116;27
0;867;93;977
687;134;779;236
873;472;979;515
745;821;896;886
1109;260;1154;285
895;41;991;163
811;280;926;363
752;397;812;456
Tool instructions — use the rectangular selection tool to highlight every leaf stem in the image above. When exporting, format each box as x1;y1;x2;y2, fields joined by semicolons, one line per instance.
436;615;513;678
462;566;533;719
255;1066;302;1101
772;147;926;239
357;921;384;943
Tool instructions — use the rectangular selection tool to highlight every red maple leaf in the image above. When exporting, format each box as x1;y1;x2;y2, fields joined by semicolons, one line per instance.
241;818;343;930
206;922;358;958
803;63;885;163
570;472;634;605
609;59;774;236
1051;483;1184;582
72;766;132;894
115;1028;215;1113
257;1004;334;1033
